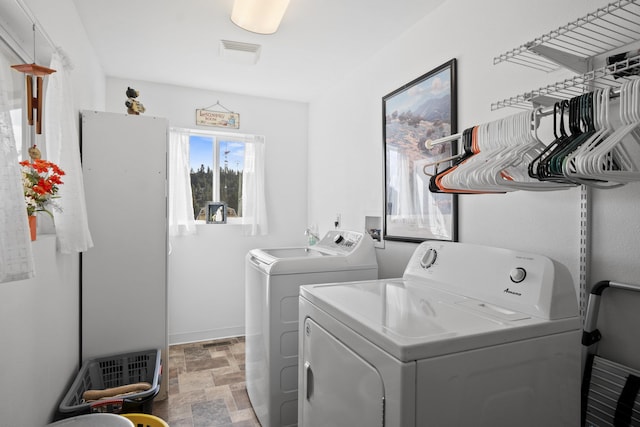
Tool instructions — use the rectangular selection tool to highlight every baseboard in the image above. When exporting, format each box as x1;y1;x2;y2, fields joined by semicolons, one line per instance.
169;326;245;345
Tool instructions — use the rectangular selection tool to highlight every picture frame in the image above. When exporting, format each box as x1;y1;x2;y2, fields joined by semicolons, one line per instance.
206;202;227;224
382;59;458;243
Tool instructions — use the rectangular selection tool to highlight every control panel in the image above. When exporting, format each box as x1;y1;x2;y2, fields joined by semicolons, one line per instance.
419;247;527;283
317;230;363;253
402;241;577;320
420;247;438;269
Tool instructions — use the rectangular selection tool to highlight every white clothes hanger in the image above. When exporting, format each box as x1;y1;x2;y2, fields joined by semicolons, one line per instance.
562;88;627;188
440;109;573;192
439;119;514;192
582;79;640;183
497;108;575;191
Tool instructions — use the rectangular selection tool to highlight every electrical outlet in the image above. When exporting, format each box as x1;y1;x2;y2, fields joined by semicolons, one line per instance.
334;213;341;229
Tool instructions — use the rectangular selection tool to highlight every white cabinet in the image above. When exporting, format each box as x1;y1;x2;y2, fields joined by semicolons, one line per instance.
80;111;168;390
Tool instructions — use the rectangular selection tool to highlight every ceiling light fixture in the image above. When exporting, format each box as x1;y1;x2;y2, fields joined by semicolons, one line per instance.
231;0;291;35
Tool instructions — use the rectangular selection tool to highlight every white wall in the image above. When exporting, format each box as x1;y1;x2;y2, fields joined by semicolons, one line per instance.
105;77;309;344
308;0;608;280
0;1;105;425
0;238;78;426
309;0;640;368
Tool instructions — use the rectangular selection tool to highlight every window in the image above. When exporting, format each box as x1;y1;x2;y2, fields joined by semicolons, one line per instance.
190;132;246;221
169;127;267;236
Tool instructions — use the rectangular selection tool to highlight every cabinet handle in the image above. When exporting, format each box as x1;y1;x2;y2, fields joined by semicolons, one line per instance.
304;361;313;400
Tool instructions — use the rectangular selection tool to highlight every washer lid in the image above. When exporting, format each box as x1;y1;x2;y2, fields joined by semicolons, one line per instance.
247;230;378;275
300;279;580;362
259;247;331;261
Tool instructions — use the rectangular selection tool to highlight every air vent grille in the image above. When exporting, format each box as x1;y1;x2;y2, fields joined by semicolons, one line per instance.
219;40;262;64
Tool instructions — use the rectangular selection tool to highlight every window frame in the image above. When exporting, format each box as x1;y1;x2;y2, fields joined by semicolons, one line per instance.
187;128;246;225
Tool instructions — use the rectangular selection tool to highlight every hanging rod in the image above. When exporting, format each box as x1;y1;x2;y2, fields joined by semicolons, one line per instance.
427;85;623;152
425;107;552;150
421;107;560;174
425;133;461;149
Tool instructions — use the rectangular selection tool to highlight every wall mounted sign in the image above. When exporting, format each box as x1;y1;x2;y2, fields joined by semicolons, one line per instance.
382;59;458;243
196;108;240;129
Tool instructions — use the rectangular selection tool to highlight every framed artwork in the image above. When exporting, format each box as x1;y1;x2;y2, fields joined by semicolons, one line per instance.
206;202;227;224
382;59;458;243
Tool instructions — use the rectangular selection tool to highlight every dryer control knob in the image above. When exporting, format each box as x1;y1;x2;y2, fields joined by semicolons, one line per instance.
333;234;344;244
510;267;527;283
420;248;438;269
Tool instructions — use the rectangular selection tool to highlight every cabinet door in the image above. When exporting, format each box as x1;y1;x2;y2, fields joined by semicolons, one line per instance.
301;318;384;427
81;111;168;361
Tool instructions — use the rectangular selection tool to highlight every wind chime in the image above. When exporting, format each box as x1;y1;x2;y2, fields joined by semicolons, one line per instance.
11;24;55;135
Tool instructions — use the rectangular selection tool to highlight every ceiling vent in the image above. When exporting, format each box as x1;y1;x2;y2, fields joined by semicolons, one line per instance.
219;40;262;65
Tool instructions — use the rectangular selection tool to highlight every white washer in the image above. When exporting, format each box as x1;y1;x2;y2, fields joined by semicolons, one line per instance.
245;230;378;427
299;241;581;427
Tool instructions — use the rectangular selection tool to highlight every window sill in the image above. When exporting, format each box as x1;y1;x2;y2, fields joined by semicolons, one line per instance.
195;218;243;225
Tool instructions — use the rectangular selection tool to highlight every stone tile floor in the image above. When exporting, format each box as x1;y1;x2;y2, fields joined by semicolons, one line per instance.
152;337;261;427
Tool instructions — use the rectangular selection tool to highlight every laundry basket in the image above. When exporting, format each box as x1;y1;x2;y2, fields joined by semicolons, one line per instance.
58;349;162;419
581;281;640;427
120;413;169;427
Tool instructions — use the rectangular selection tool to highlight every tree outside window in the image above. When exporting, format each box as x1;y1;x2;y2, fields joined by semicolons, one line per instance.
190;134;245;221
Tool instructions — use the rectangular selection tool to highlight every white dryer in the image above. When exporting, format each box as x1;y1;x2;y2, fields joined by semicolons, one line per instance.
245;230;378;427
298;241;581;427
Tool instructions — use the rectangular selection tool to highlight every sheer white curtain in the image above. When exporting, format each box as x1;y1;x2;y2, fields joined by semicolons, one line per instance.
415;158;447;238
44;49;94;253
0;52;35;282
387;148;414;217
168;129;196;236
242;135;268;236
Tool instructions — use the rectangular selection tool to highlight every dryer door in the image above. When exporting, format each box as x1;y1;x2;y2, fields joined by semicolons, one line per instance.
301;318;384;427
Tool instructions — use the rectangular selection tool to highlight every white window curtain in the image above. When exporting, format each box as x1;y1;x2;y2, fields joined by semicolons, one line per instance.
168;129;196;236
242;135;268;236
387;148;414;216
0;52;35;282
44;49;94;253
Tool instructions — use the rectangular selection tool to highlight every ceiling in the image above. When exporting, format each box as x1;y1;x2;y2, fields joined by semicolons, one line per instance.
70;0;445;103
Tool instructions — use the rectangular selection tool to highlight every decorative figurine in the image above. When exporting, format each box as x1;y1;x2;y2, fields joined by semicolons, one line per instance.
125;86;146;115
28;144;41;160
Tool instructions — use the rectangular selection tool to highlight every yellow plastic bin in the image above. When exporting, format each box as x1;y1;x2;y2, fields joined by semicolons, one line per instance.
120;413;169;427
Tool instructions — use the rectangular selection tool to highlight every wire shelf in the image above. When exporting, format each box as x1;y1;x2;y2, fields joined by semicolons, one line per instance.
494;0;640;72
491;53;640;110
492;0;640;110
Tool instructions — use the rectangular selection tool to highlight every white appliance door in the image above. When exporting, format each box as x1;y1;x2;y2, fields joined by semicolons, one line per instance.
81;111;168;357
301;318;384;427
81;110;169;398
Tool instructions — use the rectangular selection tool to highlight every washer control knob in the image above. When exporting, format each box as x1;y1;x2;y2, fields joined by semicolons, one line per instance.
333;234;344;244
510;267;527;283
420;248;438;269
